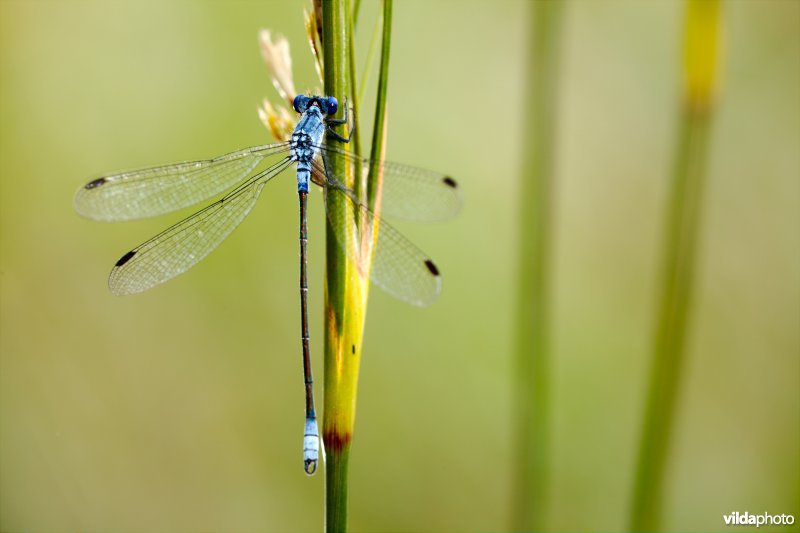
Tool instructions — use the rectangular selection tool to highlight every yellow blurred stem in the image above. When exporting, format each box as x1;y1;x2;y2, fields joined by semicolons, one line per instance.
684;0;721;113
630;1;721;530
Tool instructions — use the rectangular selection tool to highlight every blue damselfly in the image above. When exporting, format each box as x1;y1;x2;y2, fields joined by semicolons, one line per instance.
75;94;461;474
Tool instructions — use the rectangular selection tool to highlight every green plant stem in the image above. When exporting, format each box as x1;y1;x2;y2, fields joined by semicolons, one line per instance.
513;1;563;531
322;0;351;531
630;95;714;533
321;2;392;531
326;446;351;531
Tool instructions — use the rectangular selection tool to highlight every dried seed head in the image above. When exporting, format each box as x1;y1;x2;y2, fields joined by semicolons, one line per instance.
258;98;295;142
304;8;324;83
258;30;297;106
258;8;324;142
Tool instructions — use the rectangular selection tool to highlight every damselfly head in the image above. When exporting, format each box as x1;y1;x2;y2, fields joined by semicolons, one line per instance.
292;94;338;116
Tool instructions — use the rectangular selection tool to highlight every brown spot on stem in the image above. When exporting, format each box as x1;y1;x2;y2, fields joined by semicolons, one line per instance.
323;427;352;454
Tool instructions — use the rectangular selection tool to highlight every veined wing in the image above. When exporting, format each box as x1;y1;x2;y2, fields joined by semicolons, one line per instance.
317;144;462;222
109;158;292;295
315;161;441;307
75;143;291;221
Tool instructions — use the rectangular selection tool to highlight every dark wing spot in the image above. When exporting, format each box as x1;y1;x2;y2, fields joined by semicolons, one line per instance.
351;344;356;354
424;259;440;276
442;176;458;188
85;178;107;189
115;250;137;267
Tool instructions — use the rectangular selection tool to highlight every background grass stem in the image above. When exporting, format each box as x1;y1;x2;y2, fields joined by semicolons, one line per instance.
366;0;392;210
358;15;382;105
513;1;564;531
630;1;721;530
346;0;363;162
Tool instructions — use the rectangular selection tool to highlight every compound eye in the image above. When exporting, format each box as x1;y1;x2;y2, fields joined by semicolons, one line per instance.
293;95;306;113
326;96;338;115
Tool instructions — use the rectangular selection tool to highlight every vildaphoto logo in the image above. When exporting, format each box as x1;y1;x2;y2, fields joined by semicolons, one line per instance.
723;511;795;527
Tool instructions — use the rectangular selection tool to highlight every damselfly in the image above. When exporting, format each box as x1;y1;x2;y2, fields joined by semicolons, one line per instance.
75;94;461;474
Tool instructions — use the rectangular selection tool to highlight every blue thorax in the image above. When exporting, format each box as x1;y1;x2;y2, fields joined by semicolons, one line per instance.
291;106;326;193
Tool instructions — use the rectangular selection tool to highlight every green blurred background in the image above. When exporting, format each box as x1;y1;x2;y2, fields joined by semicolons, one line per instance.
1;1;797;531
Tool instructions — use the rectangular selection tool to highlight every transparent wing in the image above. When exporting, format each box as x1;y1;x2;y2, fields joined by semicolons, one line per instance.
75;143;291;221
317;144;462;222
109;158;292;295
314;161;442;307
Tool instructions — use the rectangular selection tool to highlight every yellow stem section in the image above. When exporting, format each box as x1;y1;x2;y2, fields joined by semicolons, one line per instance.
323;263;369;438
